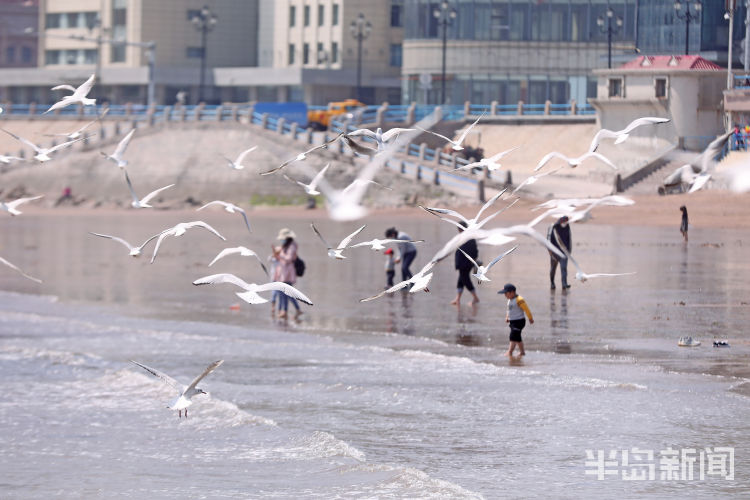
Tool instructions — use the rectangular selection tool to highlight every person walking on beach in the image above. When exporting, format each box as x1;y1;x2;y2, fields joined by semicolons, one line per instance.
680;205;689;243
547;215;571;290
272;228;302;319
451;221;480;306
384;248;396;288
385;227;418;281
500;283;533;356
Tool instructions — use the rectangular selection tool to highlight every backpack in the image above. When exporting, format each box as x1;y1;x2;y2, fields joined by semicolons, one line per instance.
294;256;305;277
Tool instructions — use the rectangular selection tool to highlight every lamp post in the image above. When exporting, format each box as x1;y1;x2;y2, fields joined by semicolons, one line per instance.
596;8;623;69
349;13;371;103
85;14;108;88
673;1;701;56
433;1;457;104
725;2;736;91
191;5;218;104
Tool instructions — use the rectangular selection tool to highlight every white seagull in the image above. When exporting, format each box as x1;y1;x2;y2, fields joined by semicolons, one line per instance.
0;255;42;283
341;178;392;195
345;127;416;151
130;359;224;418
361;261;436;302
260;134;343;176
0;154;25;164
283;163;330;196
537;195;635;223
44;108;109;140
1;195;43;216
420;189;512;230
150;221;226;264
193;273;313;305
89;231;162;257
534;151;617;172
454;146;519;172
310;223;366;259
1;128;84;163
459;245;518;284
563;249;636;283
208;246;268;277
44;74;96;114
417;113;484;151
124;171;175;209
197;200;252;234
101;128;136;169
350;237;423;252
221;145;258;170
589;117;670;152
510;165;565;196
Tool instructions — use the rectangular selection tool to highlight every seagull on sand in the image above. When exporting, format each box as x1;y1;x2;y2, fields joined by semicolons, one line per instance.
221;145;258;170
1;195;43;216
150;221;226;264
197;200;252;234
130;359;224;418
193;273;313;305
310;223;366;259
44;74;96;114
417;113;484;151
208;247;268;277
44;108;109;140
0;255;42;283
101;128;135;169
454;146;519;172
260;134;343;176
1;128;84;163
534;150;617;172
588;117;670;152
459;245;518;284
123;171;175;209
283;163;330;196
89;231;162;257
345;127;416;151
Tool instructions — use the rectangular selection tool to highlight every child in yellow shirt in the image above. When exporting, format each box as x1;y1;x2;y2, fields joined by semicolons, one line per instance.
500;283;534;356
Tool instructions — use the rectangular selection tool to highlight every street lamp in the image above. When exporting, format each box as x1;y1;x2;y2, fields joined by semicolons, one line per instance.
597;8;623;69
191;5;218;104
433;1;457;104
674;0;701;55
349;13;371;103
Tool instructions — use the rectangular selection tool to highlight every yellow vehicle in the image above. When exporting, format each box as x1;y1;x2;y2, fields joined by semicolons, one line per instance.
307;99;366;130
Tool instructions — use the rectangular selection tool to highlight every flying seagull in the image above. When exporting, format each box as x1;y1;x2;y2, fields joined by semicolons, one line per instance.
1;128;84;162
589;117;670;152
44;74;96;114
454;146;519;172
193;273;313;305
417;113;484;151
150;221;226;264
458;245;518;284
197;200;252;234
130;359;224;418
260;134;343;176
89;231;162;257
123;171;175;209
0;255;42;283
44;107;109;140
221;145;258;170
0;154;25;164
510;165;565;196
350;237;423;252
345;127;416;151
1;195;43;216
101;128;136;169
420;188;513;230
208;246;268;277
361;261;436;302
282;163;330;196
310;223;366;259
534;151;617;172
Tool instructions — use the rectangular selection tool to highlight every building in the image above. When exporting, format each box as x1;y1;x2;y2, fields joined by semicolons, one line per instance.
0;0;39;69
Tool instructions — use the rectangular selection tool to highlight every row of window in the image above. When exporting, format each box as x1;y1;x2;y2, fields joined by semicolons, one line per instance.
286;42;402;67
607;77;668;99
45;49;97;65
46;11;98;29
4;46;34;64
290;4;339;28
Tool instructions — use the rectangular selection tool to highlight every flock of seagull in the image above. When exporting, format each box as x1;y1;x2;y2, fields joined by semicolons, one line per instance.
0;73;734;416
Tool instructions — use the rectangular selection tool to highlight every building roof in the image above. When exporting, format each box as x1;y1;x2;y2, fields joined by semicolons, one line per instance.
619;55;722;71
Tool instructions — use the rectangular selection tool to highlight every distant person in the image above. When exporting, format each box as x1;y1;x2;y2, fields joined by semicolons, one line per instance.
680;205;689;243
272;228;302;319
385;226;417;281
175;90;187;106
451;221;480;306
384;248;396;288
55;186;73;206
733;125;745;151
547;215;571;290
500;283;533;356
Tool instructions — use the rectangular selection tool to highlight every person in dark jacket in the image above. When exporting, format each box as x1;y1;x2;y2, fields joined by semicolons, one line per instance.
547;215;571;290
451;222;480;305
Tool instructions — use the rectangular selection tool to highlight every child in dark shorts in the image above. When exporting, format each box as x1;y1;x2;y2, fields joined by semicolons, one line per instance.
500;283;534;356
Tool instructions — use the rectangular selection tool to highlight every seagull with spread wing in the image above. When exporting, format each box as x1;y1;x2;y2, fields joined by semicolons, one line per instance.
150;221;226;264
350;237;423;252
197;200;252;234
283;163;330;196
510;165;565;196
89;231;162;257
193;273;313;305
345;127;416;151
361;261;436;302
130;359;224;418
1;128;84;162
101;128;135;169
459;245;518;284
534;150;617;172
222;145;258;170
123;171;174;209
420;189;513;230
45;108;109;140
0;154;24;165
0;255;42;283
311;223;366;259
417;113;484;151
260;134;342;176
208;247;268;277
44;74;96;114
454;146;518;172
1;195;43;216
588;117;670;152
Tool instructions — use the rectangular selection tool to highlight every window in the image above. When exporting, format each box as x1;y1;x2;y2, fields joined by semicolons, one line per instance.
111;44;126;63
289;5;296;27
6;46;15;64
318;5;324;26
389;44;402;67
331;42;338;63
655;78;667;98
317;42;325;63
64;49;79;65
288;43;295;65
187;47;204;58
21;46;32;63
391;0;404;27
85;12;98;29
304;5;310;26
608;78;623;98
332;4;339;25
187;9;201;21
45;50;61;65
84;49;97;64
46;13;61;28
303;42;309;64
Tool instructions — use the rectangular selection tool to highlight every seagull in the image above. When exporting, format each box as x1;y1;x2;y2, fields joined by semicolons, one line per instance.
417;113;484;151
345;127;415;151
0;255;42;283
197;200;252;234
420;188;512;230
458;245;518;284
123;171;175;209
208;246;268;277
130;359;224;418
150;221;226;264
341;178;392;195
361;261;436;302
536;195;635;223
44;74;96;114
563;249;636;283
534;151;617;172
341;134;379;157
510;165;566;195
662;132;732;194
0;154;25;164
1;195;43;216
283;163;330;195
260;134;343;176
588;117;670;152
193;273;313;305
101;128;136;169
89;231;162;257
310;223;366;259
1;128;84;162
350;237;423;252
44;108;109;140
454;146;519;172
221;145;257;170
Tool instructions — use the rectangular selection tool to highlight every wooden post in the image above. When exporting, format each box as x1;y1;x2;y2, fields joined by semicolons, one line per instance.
260;113;269;130
215;105;223;122
490;100;498;115
517;100;524;115
416;164;422;181
433;168;440;185
570;99;577;115
419;142;427;161
406;101;416;124
477;179;485;203
464;100;471;117
277;118;286;134
544;100;551;115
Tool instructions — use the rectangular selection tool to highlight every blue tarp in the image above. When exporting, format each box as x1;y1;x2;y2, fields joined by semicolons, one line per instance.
253;102;308;127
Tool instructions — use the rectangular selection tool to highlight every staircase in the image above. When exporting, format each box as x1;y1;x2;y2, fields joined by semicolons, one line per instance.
622;149;698;195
